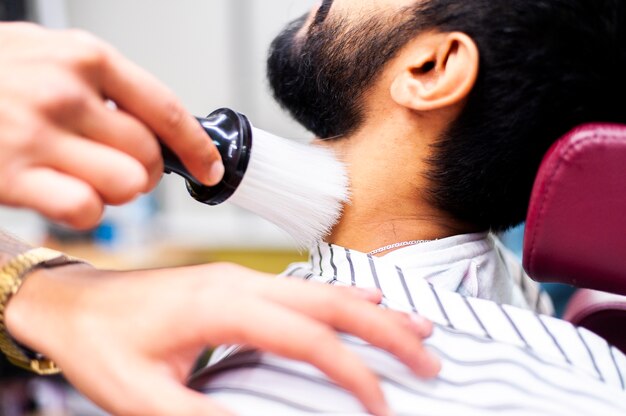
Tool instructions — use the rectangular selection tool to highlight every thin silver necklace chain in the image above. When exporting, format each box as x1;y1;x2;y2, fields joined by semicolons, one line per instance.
368;239;433;256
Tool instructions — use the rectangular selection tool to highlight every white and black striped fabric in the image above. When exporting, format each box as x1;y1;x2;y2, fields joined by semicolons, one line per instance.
191;243;626;415
305;234;554;315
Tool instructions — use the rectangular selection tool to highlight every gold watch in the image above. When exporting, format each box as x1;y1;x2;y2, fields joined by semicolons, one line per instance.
0;247;82;375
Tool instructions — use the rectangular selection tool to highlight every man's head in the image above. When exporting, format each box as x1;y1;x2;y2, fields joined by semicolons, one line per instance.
267;0;626;233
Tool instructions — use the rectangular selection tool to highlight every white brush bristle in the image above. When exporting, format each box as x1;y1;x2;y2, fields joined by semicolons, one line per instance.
229;127;349;249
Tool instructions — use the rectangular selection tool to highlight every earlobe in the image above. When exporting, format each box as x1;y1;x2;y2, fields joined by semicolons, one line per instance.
390;32;479;112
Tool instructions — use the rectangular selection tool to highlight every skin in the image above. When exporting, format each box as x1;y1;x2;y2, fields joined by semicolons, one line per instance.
302;1;481;254
0;21;441;416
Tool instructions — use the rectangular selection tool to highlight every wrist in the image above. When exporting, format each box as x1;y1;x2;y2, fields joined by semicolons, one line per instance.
2;251;89;374
5;267;55;355
6;263;92;350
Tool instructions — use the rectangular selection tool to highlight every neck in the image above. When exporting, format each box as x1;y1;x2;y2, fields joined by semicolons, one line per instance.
327;186;466;254
321;112;472;254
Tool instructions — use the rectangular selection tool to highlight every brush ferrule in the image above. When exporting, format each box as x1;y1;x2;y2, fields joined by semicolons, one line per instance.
162;108;253;205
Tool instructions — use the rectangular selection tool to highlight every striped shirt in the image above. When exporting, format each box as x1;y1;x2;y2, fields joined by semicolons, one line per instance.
191;241;626;415
308;233;553;313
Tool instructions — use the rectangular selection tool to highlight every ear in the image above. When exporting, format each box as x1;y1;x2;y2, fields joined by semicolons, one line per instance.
390;32;479;112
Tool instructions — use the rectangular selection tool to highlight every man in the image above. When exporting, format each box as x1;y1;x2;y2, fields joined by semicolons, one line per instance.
192;0;626;414
0;22;439;416
266;0;566;311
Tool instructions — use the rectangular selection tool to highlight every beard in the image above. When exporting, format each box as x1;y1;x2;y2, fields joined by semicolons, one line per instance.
267;9;421;139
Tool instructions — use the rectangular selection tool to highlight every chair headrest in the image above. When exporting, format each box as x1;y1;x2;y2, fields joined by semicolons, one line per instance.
523;124;626;295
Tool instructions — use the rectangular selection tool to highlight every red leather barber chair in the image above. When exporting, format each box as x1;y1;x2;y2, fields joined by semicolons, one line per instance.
523;124;626;353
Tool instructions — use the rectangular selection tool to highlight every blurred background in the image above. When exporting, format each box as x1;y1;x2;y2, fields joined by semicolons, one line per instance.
0;0;314;414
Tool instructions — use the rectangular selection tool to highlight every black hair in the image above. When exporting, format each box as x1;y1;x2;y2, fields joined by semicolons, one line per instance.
268;12;421;140
416;0;626;230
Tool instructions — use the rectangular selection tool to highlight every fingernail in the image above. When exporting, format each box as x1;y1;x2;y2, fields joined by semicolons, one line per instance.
410;314;430;327
206;161;225;186
350;287;382;301
415;349;442;377
369;401;394;416
409;314;434;337
428;351;442;374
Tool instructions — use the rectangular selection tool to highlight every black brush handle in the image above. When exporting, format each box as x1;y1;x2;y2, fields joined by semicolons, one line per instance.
161;108;253;205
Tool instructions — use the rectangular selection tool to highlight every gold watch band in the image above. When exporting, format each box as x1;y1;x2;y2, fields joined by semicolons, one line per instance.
0;247;82;375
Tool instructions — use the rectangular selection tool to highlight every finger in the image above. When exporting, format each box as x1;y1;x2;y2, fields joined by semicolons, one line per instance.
74;99;163;191
212;296;391;416
409;313;435;338
256;281;441;378
98;49;223;186
301;285;440;377
9;168;103;229
309;286;435;337
346;287;435;337
347;286;384;303
47;134;149;205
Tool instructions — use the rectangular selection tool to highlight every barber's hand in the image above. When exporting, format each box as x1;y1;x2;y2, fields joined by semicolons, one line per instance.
5;262;439;416
0;22;223;229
